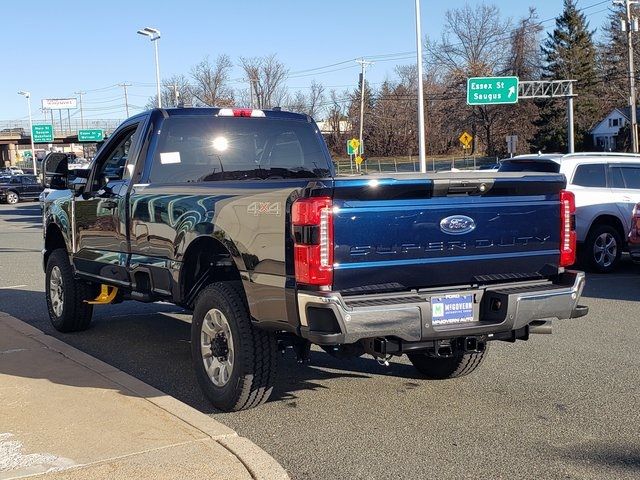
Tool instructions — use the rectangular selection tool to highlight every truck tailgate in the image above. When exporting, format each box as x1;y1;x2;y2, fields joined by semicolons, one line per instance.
331;173;566;292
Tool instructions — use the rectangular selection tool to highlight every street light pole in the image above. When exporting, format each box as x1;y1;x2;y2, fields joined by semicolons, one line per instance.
415;0;427;172
137;27;162;108
18;91;37;174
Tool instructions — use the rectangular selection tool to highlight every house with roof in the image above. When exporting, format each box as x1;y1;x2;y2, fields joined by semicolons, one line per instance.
590;107;637;151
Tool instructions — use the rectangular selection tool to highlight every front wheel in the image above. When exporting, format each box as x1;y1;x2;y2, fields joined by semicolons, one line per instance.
191;282;277;411
408;348;488;380
45;249;94;332
6;191;19;204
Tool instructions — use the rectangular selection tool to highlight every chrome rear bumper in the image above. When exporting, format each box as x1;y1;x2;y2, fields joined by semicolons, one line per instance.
297;271;587;345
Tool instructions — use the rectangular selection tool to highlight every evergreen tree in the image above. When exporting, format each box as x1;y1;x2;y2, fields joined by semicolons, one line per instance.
534;0;599;152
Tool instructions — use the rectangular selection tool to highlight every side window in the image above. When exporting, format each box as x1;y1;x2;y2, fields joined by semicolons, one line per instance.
610;167;625;189
571;163;606;188
21;176;37;184
619;167;640;189
92;125;139;191
10;177;20;184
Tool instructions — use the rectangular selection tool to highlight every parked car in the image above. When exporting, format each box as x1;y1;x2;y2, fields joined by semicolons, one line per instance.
499;152;640;272
2;166;24;175
0;174;44;204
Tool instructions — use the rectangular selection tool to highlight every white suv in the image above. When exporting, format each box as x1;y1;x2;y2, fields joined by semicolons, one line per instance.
500;153;640;272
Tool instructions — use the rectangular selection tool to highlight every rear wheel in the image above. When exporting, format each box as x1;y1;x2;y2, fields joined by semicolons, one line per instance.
191;282;277;411
45;249;94;332
6;191;19;204
408;348;488;379
583;224;622;273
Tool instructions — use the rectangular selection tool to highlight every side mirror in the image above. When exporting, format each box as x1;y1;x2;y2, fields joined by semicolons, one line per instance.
44;154;69;190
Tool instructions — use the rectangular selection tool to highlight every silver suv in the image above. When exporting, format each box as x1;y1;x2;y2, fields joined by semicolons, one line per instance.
500;153;640;272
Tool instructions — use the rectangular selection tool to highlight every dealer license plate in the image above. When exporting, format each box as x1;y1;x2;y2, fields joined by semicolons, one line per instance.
430;294;475;325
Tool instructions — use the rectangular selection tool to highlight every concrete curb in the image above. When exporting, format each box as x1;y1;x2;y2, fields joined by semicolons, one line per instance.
0;313;289;480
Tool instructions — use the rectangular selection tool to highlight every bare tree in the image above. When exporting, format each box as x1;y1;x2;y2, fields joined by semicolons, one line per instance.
145;74;194;109
426;4;514;155
240;54;289;108
190;55;234;107
286;81;326;118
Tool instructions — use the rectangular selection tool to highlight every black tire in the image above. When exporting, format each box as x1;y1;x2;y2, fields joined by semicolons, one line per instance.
6;191;19;205
45;249;94;332
583;224;622;273
191;282;277;411
408;347;489;380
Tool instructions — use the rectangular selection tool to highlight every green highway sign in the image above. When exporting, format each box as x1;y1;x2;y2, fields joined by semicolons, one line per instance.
32;124;54;143
78;129;104;142
467;76;519;105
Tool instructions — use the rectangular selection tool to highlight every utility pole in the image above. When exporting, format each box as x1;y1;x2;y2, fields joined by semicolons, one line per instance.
616;0;639;152
119;83;131;117
415;0;428;172
356;58;373;159
74;91;85;129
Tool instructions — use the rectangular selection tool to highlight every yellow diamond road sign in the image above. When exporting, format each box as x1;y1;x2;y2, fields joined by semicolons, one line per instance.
459;132;473;148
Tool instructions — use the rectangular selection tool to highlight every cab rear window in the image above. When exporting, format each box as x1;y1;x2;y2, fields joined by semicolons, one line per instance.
498;160;561;173
149;116;331;183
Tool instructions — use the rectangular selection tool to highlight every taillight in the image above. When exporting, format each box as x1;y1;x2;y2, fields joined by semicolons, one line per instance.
560;190;577;267
629;203;640;243
292;197;333;287
218;108;265;117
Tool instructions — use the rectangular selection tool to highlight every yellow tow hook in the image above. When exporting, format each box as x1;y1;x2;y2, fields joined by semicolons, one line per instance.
86;285;118;304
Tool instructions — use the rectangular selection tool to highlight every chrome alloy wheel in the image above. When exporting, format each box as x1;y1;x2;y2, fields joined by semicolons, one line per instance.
594;232;617;268
6;192;18;204
49;266;64;317
200;308;234;387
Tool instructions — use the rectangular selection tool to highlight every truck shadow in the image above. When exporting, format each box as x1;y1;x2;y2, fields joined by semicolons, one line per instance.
0;288;398;415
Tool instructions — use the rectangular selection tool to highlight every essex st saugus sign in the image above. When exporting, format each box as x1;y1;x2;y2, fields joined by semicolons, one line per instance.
467;76;519;105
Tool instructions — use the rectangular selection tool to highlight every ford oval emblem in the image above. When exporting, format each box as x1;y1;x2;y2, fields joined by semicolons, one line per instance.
440;215;476;235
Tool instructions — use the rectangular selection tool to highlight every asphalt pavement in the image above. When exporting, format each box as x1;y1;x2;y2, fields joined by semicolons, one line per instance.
1;202;639;479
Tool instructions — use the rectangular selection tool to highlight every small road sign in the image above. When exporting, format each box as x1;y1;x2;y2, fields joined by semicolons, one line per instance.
32;124;54;143
347;138;361;155
467;76;519;105
78;129;104;142
355;155;363;165
459;131;473;149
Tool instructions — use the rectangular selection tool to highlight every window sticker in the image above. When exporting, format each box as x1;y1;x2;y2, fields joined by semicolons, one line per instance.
160;151;181;164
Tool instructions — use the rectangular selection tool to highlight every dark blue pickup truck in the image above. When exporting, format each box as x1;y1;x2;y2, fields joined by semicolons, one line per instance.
42;108;588;411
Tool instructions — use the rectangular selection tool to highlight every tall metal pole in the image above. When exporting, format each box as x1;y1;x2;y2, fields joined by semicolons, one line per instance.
625;0;639;152
153;38;162;108
26;97;37;173
568;82;575;153
415;0;427;172
356;58;372;161
74;91;85;129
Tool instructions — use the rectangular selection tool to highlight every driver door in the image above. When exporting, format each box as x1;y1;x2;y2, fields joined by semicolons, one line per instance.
73;120;144;284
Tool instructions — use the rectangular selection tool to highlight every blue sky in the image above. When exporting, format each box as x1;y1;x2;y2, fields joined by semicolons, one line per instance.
0;0;611;121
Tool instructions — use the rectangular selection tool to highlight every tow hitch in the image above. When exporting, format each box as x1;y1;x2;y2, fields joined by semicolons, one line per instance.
369;336;487;358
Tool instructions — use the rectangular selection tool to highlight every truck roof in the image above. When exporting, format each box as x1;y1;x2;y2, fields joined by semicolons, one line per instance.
150;107;313;122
